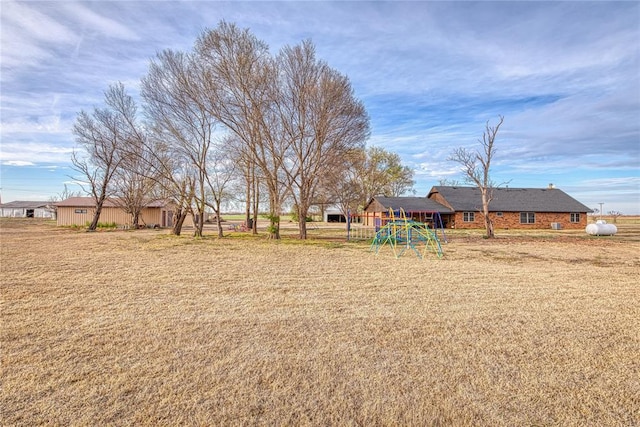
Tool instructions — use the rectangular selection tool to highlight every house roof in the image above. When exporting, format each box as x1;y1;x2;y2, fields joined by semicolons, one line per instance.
0;200;53;209
55;197;168;208
367;196;454;214
428;186;593;213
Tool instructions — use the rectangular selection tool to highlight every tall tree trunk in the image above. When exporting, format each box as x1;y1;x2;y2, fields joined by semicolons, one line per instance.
244;170;252;232
88;205;102;231
214;199;224;238
193;212;205;237
171;209;187;236
132;211;140;228
268;193;280;239
481;191;494;238
252;181;259;234
193;178;206;237
88;193;107;231
268;213;280;239
298;205;307;239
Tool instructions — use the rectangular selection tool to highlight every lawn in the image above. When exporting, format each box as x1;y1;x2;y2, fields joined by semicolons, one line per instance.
1;219;638;425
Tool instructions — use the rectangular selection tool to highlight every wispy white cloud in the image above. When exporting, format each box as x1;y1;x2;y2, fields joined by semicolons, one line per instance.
60;2;139;41
3;160;35;167
579;176;640;189
0;142;75;165
0;1;78;68
2;1;78;43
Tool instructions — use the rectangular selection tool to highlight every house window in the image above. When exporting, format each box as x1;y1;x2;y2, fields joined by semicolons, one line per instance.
463;212;475;222
520;212;535;224
570;213;580;223
75;209;87;214
496;212;503;217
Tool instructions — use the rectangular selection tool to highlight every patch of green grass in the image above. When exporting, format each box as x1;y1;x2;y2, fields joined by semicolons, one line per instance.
82;221;117;229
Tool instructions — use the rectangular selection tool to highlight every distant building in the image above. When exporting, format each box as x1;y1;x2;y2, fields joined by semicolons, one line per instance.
323;207;348;223
0;201;56;219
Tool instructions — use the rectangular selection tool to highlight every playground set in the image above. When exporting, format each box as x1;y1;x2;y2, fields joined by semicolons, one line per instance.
348;208;445;259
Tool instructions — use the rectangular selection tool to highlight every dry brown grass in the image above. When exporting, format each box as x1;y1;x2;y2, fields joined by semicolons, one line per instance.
1;218;639;426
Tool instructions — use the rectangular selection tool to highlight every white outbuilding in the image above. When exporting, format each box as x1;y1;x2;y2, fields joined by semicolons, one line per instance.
0;201;56;219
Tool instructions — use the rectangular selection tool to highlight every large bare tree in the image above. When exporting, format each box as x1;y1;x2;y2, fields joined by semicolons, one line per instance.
104;85;160;228
141;49;219;237
195;21;289;239
72;83;133;231
276;41;370;238
138;21;370;240
449;115;505;238
111;140;160;228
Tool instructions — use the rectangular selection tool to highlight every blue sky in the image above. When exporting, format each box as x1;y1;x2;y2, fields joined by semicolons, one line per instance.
1;1;639;214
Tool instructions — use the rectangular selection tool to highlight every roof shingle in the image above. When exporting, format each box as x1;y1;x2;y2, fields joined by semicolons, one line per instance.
367;196;453;213
428;186;592;212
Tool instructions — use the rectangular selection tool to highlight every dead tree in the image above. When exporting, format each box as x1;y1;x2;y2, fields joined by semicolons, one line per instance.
72;83;135;231
449;116;505;238
195;22;288;239
276;41;370;239
141;49;218;237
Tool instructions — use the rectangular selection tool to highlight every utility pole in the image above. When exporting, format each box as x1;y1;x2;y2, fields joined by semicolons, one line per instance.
599;202;604;221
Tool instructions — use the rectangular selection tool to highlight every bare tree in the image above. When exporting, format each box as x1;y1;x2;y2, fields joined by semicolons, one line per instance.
111;147;159;228
56;183;82;201
122;125;196;236
226;133;261;234
321;148;363;226
276;41;370;239
48;184;82;217
163;171;195;236
205;137;238;237
141;49;219;237
608;210;622;223
101;86;162;229
159;22;370;240
195;21;288;239
72;83;134;231
449;115;505;238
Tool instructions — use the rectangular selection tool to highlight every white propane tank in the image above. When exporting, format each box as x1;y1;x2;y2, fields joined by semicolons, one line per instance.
585;220;618;236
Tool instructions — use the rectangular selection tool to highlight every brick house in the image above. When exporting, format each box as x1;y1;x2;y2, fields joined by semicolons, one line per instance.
364;186;592;230
428;186;592;230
